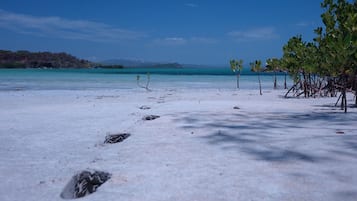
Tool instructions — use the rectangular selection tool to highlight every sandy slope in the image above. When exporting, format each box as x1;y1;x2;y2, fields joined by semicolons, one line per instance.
0;88;356;201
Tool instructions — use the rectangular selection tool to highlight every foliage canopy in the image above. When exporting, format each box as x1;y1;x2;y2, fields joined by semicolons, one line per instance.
266;0;357;111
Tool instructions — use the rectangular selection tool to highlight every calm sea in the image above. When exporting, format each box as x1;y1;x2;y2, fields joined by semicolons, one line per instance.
0;68;292;91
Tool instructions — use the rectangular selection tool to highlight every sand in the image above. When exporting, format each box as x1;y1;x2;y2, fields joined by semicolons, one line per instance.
0;88;356;201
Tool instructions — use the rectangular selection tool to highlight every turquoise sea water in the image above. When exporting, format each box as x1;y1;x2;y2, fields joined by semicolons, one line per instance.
0;68;292;91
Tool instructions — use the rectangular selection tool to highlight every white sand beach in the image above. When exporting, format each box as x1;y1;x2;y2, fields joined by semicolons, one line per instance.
0;88;357;201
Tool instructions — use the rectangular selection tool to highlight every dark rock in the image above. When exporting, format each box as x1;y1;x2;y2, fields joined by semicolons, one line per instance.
60;170;111;199
233;106;240;110
104;133;130;144
139;105;151;110
142;115;160;121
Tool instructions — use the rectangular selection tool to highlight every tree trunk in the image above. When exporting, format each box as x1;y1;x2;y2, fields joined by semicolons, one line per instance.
335;93;342;107
354;75;357;105
342;89;347;113
303;72;307;98
236;72;240;89
343;75;348;113
307;73;310;97
258;73;262;95
285;82;299;97
332;77;336;97
341;74;347;113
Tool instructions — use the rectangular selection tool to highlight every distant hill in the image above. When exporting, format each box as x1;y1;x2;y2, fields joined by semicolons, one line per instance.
0;50;212;69
0;50;94;68
100;59;183;68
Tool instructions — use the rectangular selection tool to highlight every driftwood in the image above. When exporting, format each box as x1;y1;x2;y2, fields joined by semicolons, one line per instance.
137;73;151;91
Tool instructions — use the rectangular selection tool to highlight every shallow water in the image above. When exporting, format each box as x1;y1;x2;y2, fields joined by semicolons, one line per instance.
0;68;292;91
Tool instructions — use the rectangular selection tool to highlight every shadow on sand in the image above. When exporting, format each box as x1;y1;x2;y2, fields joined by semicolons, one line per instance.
172;102;357;200
175;109;357;164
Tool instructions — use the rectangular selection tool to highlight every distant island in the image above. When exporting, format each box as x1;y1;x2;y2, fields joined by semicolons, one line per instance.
0;50;95;68
100;59;183;68
0;50;183;69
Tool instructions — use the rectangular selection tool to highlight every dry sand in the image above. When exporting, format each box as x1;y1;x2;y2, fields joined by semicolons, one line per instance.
0;88;356;201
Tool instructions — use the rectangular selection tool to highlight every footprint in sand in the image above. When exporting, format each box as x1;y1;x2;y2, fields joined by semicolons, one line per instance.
142;115;160;121
60;170;111;199
104;133;131;144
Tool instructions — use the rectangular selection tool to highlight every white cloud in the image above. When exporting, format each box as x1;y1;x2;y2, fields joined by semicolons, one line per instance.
185;3;198;8
190;37;218;44
154;37;187;46
153;36;217;46
227;27;279;42
0;9;146;42
296;21;315;27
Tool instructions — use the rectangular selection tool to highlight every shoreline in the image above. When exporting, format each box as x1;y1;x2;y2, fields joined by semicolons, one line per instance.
0;88;356;201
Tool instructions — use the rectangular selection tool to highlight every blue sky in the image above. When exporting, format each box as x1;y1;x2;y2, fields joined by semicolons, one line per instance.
0;0;324;65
